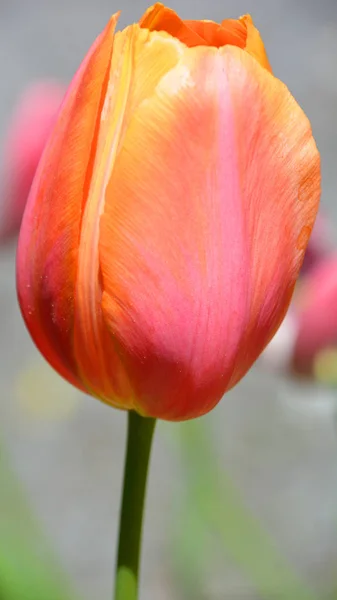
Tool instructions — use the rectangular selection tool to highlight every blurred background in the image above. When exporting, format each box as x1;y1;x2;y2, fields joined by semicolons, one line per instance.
1;1;337;599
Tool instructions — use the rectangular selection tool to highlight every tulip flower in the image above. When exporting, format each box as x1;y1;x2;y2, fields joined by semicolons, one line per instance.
301;214;332;275
292;254;337;377
262;215;334;375
16;6;321;599
0;82;65;240
262;251;337;384
16;3;320;422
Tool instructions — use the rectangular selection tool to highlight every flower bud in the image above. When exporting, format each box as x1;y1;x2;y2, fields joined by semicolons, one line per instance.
17;4;320;420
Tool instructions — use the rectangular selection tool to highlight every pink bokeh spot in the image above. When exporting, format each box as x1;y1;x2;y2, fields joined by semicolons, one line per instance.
0;81;65;241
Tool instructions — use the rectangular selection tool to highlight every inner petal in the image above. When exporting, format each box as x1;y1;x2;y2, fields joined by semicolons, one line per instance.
140;5;206;47
140;4;247;48
186;19;246;48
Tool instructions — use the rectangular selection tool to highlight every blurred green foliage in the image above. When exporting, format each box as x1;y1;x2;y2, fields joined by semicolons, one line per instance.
0;441;77;600
0;415;333;599
169;419;320;600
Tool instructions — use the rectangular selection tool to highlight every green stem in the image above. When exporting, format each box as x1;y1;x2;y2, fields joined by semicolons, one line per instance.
114;411;156;600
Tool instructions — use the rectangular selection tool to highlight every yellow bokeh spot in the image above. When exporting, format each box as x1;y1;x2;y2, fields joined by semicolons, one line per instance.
15;359;80;421
313;347;337;387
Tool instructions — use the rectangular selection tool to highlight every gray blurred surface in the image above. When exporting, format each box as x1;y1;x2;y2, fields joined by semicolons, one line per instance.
1;1;337;598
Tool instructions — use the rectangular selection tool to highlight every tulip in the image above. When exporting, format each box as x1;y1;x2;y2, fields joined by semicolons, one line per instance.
262;251;337;382
17;3;320;421
292;254;337;377
0;82;65;240
301;214;332;275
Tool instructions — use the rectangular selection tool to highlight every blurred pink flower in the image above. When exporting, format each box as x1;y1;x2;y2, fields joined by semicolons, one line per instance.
0;81;65;240
263;216;337;380
292;253;337;376
300;214;333;275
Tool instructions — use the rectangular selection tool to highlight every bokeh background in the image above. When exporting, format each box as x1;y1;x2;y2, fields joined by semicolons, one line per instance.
1;1;337;599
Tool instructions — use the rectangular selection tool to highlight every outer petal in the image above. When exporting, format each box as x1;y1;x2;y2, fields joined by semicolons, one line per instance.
16;15;119;394
97;43;320;420
72;26;183;406
226;47;320;387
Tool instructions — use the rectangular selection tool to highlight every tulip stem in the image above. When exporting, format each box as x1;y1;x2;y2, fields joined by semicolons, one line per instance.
114;411;156;600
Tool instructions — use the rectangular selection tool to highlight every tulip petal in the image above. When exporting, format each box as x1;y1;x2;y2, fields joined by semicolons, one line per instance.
185;19;246;48
16;15;119;394
139;3;207;47
73;26;183;407
140;3;247;49
228;47;320;385
98;43;319;420
239;15;272;72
